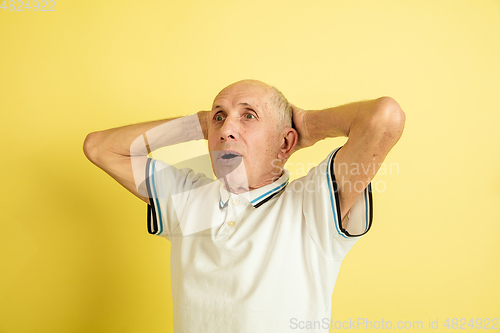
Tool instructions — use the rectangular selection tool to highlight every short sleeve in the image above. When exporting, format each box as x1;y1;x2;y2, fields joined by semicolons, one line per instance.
299;147;373;260
145;158;212;240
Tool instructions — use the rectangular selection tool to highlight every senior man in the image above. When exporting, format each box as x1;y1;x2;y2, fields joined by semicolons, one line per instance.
84;79;405;332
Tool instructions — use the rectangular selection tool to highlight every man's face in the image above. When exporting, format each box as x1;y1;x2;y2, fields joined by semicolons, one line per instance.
207;81;284;193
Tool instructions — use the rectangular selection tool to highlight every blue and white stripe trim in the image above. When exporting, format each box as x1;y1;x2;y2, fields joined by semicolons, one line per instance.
326;147;373;238
146;158;164;235
250;179;289;206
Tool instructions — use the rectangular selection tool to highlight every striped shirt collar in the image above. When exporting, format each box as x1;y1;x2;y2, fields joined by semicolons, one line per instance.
219;170;290;209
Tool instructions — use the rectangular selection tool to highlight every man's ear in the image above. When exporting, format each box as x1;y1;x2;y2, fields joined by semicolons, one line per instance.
278;128;298;160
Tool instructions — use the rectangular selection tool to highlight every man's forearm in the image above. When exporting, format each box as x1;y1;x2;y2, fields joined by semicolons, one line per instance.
303;98;390;145
131;112;208;156
84;111;209;162
83;111;210;203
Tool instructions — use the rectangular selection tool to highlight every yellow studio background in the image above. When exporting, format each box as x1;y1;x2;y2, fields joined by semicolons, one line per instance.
1;0;499;332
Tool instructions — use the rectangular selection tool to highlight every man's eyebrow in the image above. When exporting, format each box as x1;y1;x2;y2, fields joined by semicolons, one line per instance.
214;103;256;109
239;102;258;110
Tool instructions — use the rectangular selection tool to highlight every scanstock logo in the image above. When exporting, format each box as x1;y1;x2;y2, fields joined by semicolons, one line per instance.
130;115;248;236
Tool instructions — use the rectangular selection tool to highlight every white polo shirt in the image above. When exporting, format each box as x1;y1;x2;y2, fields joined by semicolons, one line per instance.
145;147;372;333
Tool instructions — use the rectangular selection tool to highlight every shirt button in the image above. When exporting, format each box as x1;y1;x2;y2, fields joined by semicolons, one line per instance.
227;221;236;227
231;199;240;206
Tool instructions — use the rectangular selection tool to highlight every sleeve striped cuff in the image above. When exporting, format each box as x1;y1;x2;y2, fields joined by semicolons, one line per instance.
326;148;373;238
145;158;163;236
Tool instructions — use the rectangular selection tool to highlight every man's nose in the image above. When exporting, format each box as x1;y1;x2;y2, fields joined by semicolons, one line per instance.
219;116;239;141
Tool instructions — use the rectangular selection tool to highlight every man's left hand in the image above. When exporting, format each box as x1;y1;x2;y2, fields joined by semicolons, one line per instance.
290;104;315;154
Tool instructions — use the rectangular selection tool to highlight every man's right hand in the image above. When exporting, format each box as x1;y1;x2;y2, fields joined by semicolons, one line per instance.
197;110;211;140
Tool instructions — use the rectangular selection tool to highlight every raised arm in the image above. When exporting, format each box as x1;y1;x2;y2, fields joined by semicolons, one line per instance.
291;97;405;221
83;111;210;204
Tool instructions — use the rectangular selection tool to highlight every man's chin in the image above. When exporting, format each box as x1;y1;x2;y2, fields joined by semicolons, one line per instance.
212;155;250;193
213;156;244;178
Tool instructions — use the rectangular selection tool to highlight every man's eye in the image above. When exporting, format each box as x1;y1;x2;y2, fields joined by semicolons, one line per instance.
215;115;224;121
245;113;255;119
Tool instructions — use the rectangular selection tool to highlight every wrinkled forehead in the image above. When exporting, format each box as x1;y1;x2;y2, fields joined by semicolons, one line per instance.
212;81;274;109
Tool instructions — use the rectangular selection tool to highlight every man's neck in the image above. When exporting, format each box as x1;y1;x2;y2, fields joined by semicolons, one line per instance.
220;170;285;194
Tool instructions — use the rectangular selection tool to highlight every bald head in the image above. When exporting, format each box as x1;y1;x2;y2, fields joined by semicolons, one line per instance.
215;79;292;131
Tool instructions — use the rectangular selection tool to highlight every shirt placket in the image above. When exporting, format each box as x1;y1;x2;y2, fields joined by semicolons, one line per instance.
217;194;248;238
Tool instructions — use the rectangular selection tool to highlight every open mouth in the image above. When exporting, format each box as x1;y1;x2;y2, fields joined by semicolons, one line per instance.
219;151;241;159
221;153;239;159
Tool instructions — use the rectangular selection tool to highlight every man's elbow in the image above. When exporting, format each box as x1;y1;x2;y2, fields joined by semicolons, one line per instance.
83;131;103;165
370;96;406;140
